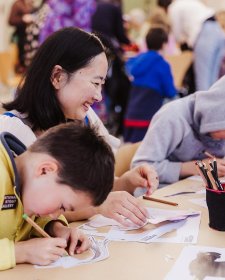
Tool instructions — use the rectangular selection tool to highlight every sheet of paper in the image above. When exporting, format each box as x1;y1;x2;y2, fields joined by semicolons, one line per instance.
152;214;201;244
146;207;199;224
106;219;187;243
196;189;206;194
164;191;197;197
84;208;199;229
84;214;144;230
165;245;225;280
189;197;207;208
80;209;201;244
35;237;109;269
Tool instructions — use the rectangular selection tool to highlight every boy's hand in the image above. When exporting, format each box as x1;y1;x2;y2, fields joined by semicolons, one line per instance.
215;158;225;177
50;222;91;256
15;237;67;266
96;191;148;227
115;164;159;195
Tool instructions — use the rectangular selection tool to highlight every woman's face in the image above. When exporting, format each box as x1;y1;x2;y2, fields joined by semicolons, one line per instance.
55;52;108;120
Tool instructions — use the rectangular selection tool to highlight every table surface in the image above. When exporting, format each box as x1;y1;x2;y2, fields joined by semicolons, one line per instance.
1;178;224;280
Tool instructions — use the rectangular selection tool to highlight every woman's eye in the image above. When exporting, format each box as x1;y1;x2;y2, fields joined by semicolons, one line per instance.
92;82;100;87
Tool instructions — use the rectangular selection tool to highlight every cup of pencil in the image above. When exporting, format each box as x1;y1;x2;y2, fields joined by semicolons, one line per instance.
206;186;225;231
195;159;225;231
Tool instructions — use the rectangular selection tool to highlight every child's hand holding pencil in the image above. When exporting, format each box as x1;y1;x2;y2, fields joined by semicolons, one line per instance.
46;220;91;255
204;151;225;178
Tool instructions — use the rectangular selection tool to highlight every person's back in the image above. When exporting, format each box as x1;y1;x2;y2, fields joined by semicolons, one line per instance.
39;0;96;44
168;0;213;47
123;27;176;143
168;0;225;91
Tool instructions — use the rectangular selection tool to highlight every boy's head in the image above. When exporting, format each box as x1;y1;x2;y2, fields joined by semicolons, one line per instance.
145;27;168;51
18;122;115;217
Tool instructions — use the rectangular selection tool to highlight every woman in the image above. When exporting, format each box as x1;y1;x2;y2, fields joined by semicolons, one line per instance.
0;27;158;226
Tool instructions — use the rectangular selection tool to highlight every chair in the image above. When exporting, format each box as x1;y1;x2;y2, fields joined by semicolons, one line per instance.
115;141;141;177
165;51;193;89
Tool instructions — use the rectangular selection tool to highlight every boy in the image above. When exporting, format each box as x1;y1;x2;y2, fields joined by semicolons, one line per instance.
0;122;114;270
123;27;177;143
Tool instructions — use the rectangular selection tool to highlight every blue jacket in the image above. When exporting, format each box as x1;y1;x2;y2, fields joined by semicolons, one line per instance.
126;50;176;98
124;51;177;124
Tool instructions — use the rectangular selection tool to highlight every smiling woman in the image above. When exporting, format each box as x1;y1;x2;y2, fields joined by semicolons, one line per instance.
0;27;158;228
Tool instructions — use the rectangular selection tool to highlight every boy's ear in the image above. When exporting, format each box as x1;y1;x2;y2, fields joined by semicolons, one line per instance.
50;65;65;90
36;161;59;177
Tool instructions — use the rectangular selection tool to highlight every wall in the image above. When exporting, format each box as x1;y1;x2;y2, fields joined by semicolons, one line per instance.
123;0;156;13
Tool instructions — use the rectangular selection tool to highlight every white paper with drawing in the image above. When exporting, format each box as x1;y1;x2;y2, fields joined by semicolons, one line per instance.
35;237;109;269
165;245;225;280
80;208;201;244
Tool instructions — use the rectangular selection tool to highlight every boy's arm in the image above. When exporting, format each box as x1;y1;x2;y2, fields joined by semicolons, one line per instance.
64;191;148;227
0;238;16;270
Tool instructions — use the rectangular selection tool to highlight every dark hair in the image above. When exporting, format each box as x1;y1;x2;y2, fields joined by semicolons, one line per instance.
29;122;115;206
145;27;168;51
3;27;108;131
157;0;172;11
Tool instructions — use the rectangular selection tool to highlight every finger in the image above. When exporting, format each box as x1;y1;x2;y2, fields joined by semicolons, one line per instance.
50;246;67;257
119;206;146;226
52;237;67;248
112;212;133;227
126;196;148;219
49;253;62;263
76;236;91;254
217;159;225;166
67;234;79;256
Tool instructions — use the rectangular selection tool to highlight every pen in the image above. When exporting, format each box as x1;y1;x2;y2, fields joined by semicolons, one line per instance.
22;213;50;237
143;196;178;206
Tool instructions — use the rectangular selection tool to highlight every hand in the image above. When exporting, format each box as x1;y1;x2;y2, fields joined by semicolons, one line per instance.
215;158;225;177
15;237;67;266
97;191;148;227
50;222;91;256
118;164;159;195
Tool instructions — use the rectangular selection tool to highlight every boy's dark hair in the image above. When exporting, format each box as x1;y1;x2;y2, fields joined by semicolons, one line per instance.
3;27;109;131
29;122;115;206
146;27;168;51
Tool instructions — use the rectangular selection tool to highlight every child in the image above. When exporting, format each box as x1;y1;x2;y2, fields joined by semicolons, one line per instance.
132;75;225;184
123;27;177;143
0;122;114;270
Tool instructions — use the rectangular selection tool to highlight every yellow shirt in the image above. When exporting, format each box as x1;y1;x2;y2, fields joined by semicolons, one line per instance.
0;133;67;270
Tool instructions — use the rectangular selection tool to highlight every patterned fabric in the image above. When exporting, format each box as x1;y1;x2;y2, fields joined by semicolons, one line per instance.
39;0;96;44
24;3;50;66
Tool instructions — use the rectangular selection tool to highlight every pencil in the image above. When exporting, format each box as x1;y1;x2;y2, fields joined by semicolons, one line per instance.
143;196;178;206
204;151;214;159
22;213;50;238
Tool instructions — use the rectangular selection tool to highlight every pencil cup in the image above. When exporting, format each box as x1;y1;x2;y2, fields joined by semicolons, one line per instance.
206;185;225;231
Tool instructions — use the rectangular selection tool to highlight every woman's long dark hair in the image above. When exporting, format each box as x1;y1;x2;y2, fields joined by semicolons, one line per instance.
3;27;107;131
